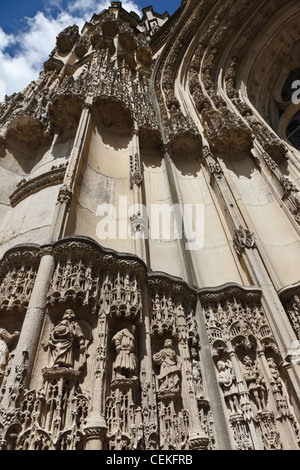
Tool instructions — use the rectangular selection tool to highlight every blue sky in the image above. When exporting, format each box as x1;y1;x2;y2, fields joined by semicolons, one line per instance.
0;0;181;101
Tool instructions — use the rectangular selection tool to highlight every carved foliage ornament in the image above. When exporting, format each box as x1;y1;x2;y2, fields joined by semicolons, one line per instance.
233;225;255;255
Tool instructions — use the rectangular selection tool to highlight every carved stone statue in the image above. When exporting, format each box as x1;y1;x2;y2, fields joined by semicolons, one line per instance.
0;328;19;371
191;348;204;400
267;358;283;394
217;359;240;414
112;326;138;379
0;328;19;389
48;309;86;370
153;339;181;394
243;356;267;412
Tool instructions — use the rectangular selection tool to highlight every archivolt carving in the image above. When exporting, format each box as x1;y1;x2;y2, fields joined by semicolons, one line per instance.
202;108;253;155
136;44;152;68
169;130;202;157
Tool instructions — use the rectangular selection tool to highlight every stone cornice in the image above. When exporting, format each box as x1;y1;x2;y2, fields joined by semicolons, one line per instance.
148;271;197;302
0;244;41;276
51;236;148;279
278;282;300;303
198;283;262;305
0;240;266;307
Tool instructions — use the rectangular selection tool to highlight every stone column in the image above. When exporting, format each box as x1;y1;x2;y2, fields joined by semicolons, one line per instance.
84;415;107;450
0;246;55;410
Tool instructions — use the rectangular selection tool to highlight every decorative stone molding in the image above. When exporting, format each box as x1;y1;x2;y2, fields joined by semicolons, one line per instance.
198;283;275;351
47;237;146;316
129;154;143;189
10;164;67;207
233;225;255;256
280;176;299;195
0;245;41;313
202;109;253;155
278;283;300;340
56;184;73;205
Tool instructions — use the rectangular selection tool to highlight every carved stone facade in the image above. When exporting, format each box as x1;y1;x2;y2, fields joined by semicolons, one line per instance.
1;0;300;451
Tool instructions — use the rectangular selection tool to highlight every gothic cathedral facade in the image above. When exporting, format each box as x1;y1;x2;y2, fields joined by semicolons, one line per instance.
1;0;300;450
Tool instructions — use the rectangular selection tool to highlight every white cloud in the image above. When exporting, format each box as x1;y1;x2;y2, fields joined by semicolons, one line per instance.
0;1;141;102
0;80;6;99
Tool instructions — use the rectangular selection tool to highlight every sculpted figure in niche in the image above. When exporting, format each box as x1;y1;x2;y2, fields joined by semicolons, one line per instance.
112;326;138;379
217;359;240;414
12;267;26;296
153;339;181;393
267;357;290;417
0;328;19;372
48;309;86;370
191;348;204;399
267;358;283;396
243;356;267;412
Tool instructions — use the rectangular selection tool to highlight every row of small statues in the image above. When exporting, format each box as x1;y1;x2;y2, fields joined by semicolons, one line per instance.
0;309;285;410
0;310;182;390
217;356;284;414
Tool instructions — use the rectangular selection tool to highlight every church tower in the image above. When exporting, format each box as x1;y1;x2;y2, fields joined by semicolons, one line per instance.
1;0;300;450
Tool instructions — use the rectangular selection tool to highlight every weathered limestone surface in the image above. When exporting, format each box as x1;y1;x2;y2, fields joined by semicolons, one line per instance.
1;0;300;450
